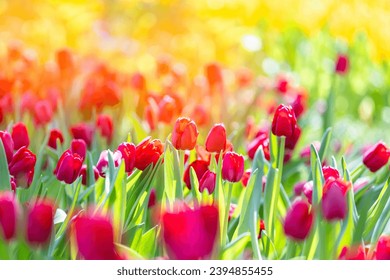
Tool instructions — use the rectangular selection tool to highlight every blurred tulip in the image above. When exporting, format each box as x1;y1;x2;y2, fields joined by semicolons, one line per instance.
70;123;94;149
322;166;340;181
8;147;36;188
183;160;209;190
339;245;365;260
0;192;18;241
171;117;199;150
117;142;136;173
0;131;14;163
241;169;251;187
134;137;164;170
293;181;306;196
47;129;64;149
79;164;99;186
56;48;74;71
205;63;223;91
96;150;122;177
73;213;122;260
362;141;389;172
205;123;227;153
291;93;306;119
247;131;270;160
33;100;53;126
303;181;313;204
375;235;390;260
335;54;349;75
158;95;177;124
199;170;216;194
130;72;147;92
275;76;289;94
271;104;297;138
54;150;83;184
11;122;29;150
96;114;114;144
322;178;351;221
222;152;244;183
191;105;209;127
285;125;301;150
283;200;313;241
26;200;55;245
148;188;157;208
162;204;219;260
71;139;87;161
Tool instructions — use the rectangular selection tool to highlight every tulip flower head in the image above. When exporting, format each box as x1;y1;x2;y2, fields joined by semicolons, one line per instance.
362;141;390;172
96;114;114;144
134;137;164;170
26;200;55;245
8;147;36;188
339;245;365;260
54;149;83;184
117;142;136;173
11;122;30;150
375;235;390;260
205;123;227;153
47;129;64;149
321;177;351;221
0;192;18;241
271;104;297;138
70;139;87;161
335;54;349;75
222;152;245;183
283;200;313;241
183;160;209;190
171;117;199;150
96;150;122;177
70;123;94;149
0;130;14;163
79;164;99;186
198;170;216;194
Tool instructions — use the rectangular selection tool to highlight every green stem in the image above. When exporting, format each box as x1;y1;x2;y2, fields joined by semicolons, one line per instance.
221;182;233;247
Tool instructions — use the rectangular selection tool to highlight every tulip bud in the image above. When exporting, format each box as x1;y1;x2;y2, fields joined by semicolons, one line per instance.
96;150;122;177
54;150;83;184
339;245;365;260
0;192;18;241
335;54;349;75
375;235;390;260
291;93;306;119
271;104;297;138
70;123;94;149
96;114;114;144
171;117;199;150
183;160;209;190
117;142;136;173
199;170;216;194
134;137;164;171
0;130;14;163
285;125;301;150
11;122;29;150
26;200;55;245
162;204;219;260
190;105;209;127
205;123;227;153
321;178;351;221
8;147;36;188
71;139;87;161
47;129;64;149
241;169;251;187
283;200;313;241
79;164;99;186
33;100;53;126
205;63;223;90
72;213;122;260
293;181;306;196
222;152;244;183
247;132;270;161
322;166;340;181
362;141;390;172
158;95;177;124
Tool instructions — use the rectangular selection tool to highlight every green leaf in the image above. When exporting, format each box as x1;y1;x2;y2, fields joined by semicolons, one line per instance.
116;243;145;260
136;226;158;258
318;127;332;162
221;233;251;260
189;167;201;206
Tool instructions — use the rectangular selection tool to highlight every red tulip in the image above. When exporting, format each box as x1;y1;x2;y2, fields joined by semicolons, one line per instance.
11;122;29;150
335;54;349;75
70;123;94;149
171;117;199;150
363;141;390;172
8;147;36;188
199;170;216;194
26;200;55;245
190;105;209;127
73;212;122;260
54;150;83;184
222;152;244;183
293;181;306;196
79;164;99;186
291;93;306;119
158;95;177;124
283;200;313;241
247;131;270;160
258;220;265;239
130;72;147;92
271;104;297;138
205;124;227;153
275;76;289;94
162;204;219;260
339;245;365;260
47;129;64;149
183;160;209;190
96;114;114;144
71;139;87;161
285;125;301;150
322;166;340;181
56;48;74;71
322;178;351;221
96;150;122;177
241;169;251;187
148;188;157;208
375;235;390;260
0;131;14;163
134;137;164;170
33;100;53;126
205;63;223;90
117;142;136;173
0;192;18;241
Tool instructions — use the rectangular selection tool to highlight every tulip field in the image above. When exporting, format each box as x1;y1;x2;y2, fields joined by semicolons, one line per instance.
1;0;390;261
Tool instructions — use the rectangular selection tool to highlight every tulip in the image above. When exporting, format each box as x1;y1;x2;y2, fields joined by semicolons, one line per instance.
0;130;14;163
183;160;209;190
303;181;313;204
96;114;114;144
47;129;64;149
158;95;177;124
199;170;216;194
11;122;29;150
56;48;74;71
96;150;122;177
271;104;297;138
70;123;94;149
191;105;209;127
335;54;349;75
241;169;251;187
247;131;270;160
162;204;219;260
148;188;157;208
73;213;122;260
283;200;313;241
130;72;147;92
362;141;390;172
322;178;351;221
258;220;265;239
26;200;55;245
71;139;87;161
205;123;227;153
171;117;199;150
291;93;306;119
8;147;36;188
293;181;306;196
339;245;365;260
285;125;301;150
375;235;390;260
79;164;99;186
0;192;18;241
134;137;164;170
228;203;237;221
33;100;53;126
54;150;83;184
117;142;136;173
222;152;244;183
322;166;340;181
